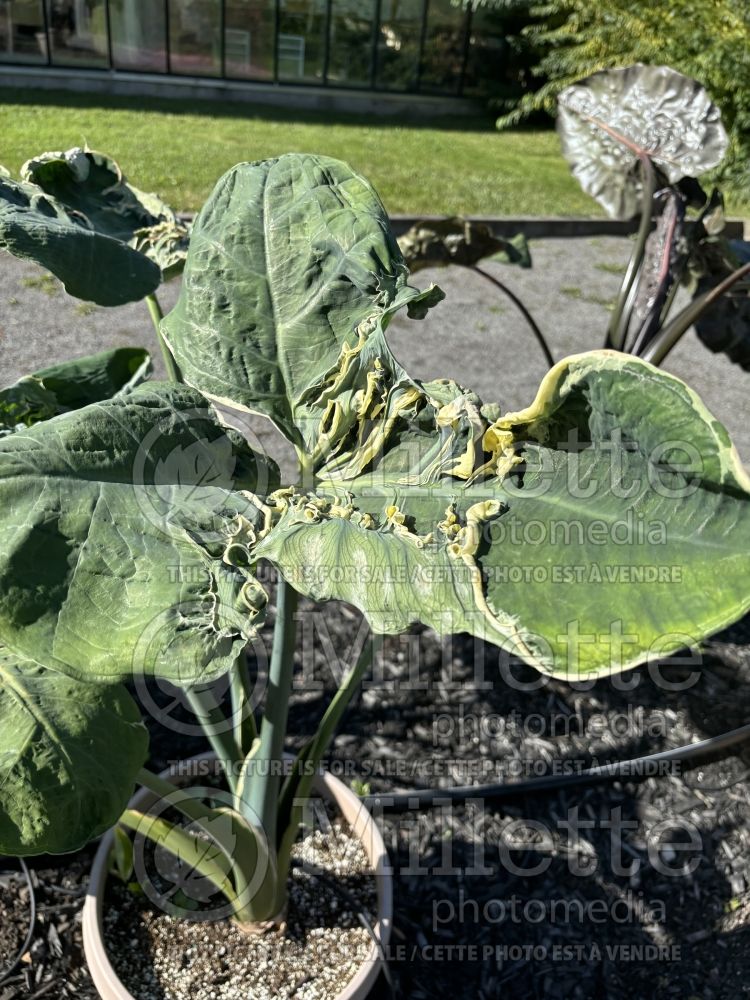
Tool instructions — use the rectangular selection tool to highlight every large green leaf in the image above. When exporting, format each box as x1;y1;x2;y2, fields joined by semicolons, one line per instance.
22;147;190;280
0;383;278;684
256;350;750;679
161;154;443;451
0;174;161;305
0;346;152;436
0;644;148;855
557;65;728;219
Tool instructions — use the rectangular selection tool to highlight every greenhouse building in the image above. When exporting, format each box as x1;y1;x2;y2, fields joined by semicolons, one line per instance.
0;1;514;107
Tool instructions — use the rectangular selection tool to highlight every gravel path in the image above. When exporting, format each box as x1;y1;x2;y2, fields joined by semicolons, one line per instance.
2;235;748;466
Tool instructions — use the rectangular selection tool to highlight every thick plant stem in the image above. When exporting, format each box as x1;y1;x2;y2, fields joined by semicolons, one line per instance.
137;767;229;826
126;772;248;917
135;768;274;927
120;807;237;908
470;265;555;370
643;262;750;366
301;632;381;778
230;648;257;756
272;633;382;912
657;273;682;332
628;193;684;358
605;157;656;350
145;292;182;382
245;576;299;846
184;687;240;793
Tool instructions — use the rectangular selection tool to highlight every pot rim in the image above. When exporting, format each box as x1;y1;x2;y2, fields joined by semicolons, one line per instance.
83;751;392;1000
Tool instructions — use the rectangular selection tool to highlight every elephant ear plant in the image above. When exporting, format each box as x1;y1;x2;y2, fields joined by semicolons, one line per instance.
396;217;553;367
0;346;152;438
556;63;750;366
398;217;531;273
0;146;189;377
402;65;750;376
0;152;749;932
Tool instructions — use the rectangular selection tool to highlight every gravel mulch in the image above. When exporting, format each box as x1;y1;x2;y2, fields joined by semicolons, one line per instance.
288;599;750;1000
104;806;377;1000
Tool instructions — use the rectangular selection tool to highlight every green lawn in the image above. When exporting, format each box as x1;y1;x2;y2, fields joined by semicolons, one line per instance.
0;88;603;217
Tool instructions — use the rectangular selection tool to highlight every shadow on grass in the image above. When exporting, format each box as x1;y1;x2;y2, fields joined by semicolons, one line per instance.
0;84;521;134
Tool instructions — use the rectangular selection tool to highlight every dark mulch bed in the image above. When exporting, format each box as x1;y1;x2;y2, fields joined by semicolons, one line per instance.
2;586;750;1000
0;851;95;999
0;871;28;982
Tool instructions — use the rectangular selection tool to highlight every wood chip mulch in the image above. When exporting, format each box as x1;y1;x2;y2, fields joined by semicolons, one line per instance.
2;595;750;1000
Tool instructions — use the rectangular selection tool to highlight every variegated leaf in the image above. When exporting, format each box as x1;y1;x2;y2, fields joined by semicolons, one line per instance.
0;384;278;684
0;644;147;855
256;351;750;679
161;154;443;451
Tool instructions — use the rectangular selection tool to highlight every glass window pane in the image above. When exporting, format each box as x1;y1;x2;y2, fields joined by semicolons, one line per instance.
419;0;465;94
277;0;326;84
0;1;46;63
169;0;221;77
462;5;511;97
110;0;166;72
225;0;274;80
327;0;375;89
376;0;421;92
46;0;108;67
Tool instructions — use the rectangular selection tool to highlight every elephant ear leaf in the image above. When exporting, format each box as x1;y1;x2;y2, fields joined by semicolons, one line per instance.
692;239;750;370
161;153;443;451
398;217;531;272
0;173;161;305
256;351;750;680
0;644;148;855
0;383;279;685
22;147;190;279
0;346;152;436
557;64;728;219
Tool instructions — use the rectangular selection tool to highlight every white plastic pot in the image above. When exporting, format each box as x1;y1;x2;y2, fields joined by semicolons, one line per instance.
83;752;392;1000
